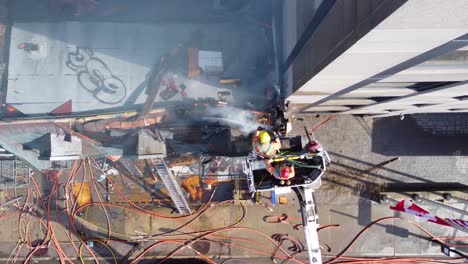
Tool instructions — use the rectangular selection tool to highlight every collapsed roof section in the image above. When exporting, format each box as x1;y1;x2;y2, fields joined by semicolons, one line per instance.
0;0;280;171
0;104;281;171
0;117;169;170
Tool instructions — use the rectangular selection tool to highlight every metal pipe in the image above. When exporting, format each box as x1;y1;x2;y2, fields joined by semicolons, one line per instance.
0;196;23;208
380;194;399;205
412;194;468;216
442;193;468;205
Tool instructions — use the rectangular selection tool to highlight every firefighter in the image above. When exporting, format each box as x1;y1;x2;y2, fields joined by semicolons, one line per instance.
265;160;295;186
304;140;322;153
252;127;281;158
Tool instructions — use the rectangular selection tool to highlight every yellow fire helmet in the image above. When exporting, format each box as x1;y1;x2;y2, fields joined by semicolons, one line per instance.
259;131;271;144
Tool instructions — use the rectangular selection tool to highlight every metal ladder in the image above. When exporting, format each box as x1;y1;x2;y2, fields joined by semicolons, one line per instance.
297;186;322;264
152;159;191;215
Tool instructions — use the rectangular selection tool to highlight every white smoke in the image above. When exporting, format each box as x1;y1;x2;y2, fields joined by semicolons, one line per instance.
203;106;263;135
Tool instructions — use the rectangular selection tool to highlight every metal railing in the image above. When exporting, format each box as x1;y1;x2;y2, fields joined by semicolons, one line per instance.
0;157;31;189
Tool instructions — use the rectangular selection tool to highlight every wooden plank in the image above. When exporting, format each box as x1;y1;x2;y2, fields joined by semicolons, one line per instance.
137;56;169;120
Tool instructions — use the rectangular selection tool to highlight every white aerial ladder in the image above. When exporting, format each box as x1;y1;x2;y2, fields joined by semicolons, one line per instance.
244;147;330;264
297;185;322;263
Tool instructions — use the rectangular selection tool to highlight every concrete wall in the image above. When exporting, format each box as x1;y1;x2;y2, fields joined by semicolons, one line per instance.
283;0;405;97
284;0;468;116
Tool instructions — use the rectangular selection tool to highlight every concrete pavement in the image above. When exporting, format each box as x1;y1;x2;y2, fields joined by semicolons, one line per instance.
286;113;468;260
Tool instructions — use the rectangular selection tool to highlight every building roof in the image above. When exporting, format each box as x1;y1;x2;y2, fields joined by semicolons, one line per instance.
5;21;256;116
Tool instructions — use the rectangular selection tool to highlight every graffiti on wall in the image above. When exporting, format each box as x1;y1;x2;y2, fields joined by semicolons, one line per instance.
66;47;126;105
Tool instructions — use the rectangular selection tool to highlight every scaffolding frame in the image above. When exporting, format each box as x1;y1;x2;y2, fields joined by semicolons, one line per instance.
0;156;31;189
